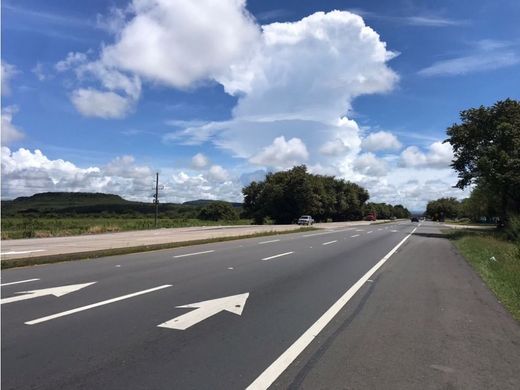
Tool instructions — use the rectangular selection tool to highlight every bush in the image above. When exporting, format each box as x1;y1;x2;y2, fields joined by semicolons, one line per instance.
198;202;239;221
505;214;520;242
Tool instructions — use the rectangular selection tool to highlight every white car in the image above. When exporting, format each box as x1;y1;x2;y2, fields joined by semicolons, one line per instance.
298;215;314;225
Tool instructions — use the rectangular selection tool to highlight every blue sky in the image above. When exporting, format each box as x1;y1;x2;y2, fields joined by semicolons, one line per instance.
2;0;519;210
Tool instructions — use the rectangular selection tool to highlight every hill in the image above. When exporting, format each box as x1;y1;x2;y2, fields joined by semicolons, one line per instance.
182;199;243;208
1;192;242;218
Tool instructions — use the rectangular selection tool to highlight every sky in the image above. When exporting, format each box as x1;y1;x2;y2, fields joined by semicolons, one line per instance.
1;0;519;211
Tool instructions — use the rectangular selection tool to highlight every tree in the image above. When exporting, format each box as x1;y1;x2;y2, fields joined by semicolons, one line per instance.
426;197;460;221
445;99;520;223
198;202;239;221
242;165;370;224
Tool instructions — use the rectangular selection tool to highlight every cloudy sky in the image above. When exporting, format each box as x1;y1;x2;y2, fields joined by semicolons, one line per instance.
2;0;519;210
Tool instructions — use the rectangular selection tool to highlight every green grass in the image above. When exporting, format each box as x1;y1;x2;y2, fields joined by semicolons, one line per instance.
1;217;252;239
0;227;318;269
449;230;520;322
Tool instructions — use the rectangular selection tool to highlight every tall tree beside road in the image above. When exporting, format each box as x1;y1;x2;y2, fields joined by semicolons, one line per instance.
445;99;520;223
242;166;369;224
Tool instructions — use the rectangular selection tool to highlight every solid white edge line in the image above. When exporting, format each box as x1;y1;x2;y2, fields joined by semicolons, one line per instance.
173;250;215;258
1;249;46;255
25;285;172;325
322;240;337;246
246;227;418;390
259;239;281;245
1;278;40;287
261;252;294;261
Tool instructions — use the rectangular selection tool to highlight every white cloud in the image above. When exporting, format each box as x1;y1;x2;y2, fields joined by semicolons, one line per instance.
71;88;135;119
250;136;309;169
361;131;402;152
55;52;88;72
207;165;230;181
1;61;18;95
353;152;388;177
191;153;209;169
100;0;260;88
32;63;47;81
319;138;350;156
419;52;520;76
1;148;244;203
399;141;453;169
1;106;25;145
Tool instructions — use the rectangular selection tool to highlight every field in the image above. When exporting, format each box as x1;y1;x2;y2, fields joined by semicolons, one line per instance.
1;217;252;239
450;230;520;322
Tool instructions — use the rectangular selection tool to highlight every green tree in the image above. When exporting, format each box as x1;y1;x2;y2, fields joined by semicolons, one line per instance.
198;202;239;221
445;99;520;223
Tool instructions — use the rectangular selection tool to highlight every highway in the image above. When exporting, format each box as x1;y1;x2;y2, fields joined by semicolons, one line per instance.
2;221;519;389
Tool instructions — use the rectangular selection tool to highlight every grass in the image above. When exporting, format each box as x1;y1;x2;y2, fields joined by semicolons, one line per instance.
0;227;318;269
1;217;252;239
448;230;520;322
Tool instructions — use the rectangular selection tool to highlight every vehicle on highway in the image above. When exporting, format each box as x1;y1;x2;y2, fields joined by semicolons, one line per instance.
298;215;314;225
411;216;419;222
365;212;377;221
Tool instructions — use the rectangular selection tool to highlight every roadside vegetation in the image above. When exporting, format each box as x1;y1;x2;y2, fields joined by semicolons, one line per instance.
431;99;520;321
242;165;410;224
449;229;520;322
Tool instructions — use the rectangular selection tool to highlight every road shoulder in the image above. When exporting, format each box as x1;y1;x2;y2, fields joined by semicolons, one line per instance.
273;227;520;389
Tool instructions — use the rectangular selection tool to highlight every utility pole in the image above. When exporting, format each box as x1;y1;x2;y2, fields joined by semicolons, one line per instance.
153;172;159;228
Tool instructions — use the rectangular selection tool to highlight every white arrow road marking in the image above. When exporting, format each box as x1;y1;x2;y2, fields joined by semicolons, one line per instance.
261;252;294;261
25;284;172;325
1;282;95;305
1;278;40;287
247;227;418;390
158;293;249;330
1;249;46;255
173;250;214;258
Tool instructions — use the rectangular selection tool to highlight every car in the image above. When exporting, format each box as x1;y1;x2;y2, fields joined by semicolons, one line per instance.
411;217;419;222
298;215;314;225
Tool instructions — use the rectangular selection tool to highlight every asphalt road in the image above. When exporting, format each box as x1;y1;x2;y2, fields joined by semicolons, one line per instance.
2;221;519;389
0;221;373;260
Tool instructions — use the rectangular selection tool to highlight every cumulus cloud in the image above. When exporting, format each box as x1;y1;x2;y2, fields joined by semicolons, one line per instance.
1;61;18;95
399;141;453;169
100;0;260;88
353;152;388;177
1;106;25;145
249;136;309;169
191;153;209;169
1;147;243;203
71;88;136;119
207;165;230;181
361;131;402;152
55;51;88;72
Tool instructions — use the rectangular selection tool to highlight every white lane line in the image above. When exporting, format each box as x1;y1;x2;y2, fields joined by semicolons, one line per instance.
351;234;360;238
391;230;398;233
259;239;280;245
173;250;214;258
367;231;373;234
1;249;46;255
355;229;364;232
261;252;294;261
25;285;172;325
322;240;337;246
1;278;40;287
302;231;333;238
246;227;418;390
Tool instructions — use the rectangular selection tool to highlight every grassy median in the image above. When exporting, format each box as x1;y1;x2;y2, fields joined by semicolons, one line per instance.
449;230;520;322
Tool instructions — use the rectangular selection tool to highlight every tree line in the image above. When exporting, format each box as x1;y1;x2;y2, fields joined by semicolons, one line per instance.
242;165;410;224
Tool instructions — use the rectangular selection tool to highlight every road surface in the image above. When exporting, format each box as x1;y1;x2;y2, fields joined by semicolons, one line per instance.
0;221;374;261
2;221;519;389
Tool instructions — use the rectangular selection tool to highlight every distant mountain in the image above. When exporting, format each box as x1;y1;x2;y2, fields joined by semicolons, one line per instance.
1;192;242;217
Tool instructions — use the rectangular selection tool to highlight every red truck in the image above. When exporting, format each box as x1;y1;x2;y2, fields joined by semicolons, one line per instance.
365;212;377;221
